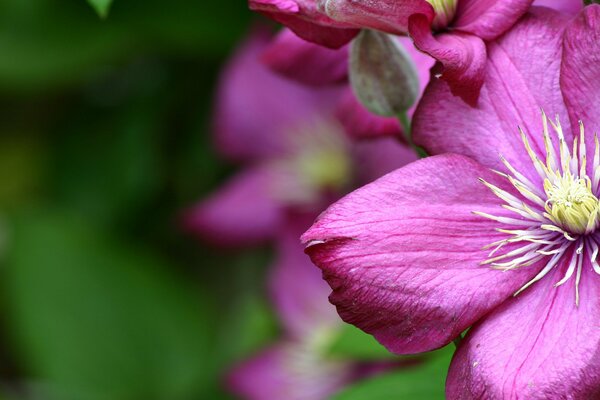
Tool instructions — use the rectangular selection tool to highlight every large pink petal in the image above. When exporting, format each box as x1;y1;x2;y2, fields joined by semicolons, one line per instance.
320;0;434;35
262;28;349;86
561;5;600;145
453;0;534;40
534;0;582;14
302;154;538;354
182;167;282;246
269;213;340;338
413;8;571;184
249;0;358;48
214;30;341;162
409;15;486;106
447;258;600;399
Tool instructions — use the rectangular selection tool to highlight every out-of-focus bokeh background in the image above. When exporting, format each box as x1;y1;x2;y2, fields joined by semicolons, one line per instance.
0;1;454;399
0;1;269;398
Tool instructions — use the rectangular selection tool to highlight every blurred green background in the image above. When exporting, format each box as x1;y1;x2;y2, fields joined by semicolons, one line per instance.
0;1;280;398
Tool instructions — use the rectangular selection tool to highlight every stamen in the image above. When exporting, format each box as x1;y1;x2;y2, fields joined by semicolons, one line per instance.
476;113;600;304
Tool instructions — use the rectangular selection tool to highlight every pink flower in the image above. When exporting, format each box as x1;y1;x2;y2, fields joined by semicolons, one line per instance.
302;5;600;398
183;29;418;246
249;0;534;105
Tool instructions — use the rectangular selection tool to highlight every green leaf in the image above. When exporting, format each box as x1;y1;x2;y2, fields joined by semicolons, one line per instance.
3;211;214;399
86;0;113;18
328;323;395;360
332;346;454;400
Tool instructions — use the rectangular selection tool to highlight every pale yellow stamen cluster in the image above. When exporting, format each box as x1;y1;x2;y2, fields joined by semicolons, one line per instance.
427;0;458;31
476;113;600;305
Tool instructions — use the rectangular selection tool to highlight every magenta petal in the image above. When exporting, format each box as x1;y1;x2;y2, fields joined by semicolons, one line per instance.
249;0;358;48
228;343;352;400
320;0;434;35
269;214;340;338
228;346;292;400
351;137;418;184
413;8;572;181
214;30;341;162
561;5;600;139
534;0;582;14
302;154;537;354
262;29;349;85
183;167;281;246
409;15;486;106
447;259;600;399
335;87;403;139
453;0;534;40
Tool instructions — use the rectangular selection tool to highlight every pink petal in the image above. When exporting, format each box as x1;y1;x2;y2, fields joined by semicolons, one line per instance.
351;137;418;184
182;167;281;246
249;0;358;48
262;28;349;86
320;0;434;36
228;343;352;400
409;15;486;106
269;213;340;338
302;154;537;354
561;5;600;143
228;346;292;400
447;258;600;398
453;0;534;41
534;0;582;14
413;8;572;183
214;29;341;163
335;87;403;139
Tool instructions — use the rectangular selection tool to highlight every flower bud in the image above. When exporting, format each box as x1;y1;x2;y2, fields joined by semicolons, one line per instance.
427;0;458;31
349;30;419;117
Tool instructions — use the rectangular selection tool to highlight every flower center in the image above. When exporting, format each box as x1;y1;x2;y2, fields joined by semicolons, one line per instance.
475;113;600;305
270;119;352;206
426;0;458;31
545;175;600;235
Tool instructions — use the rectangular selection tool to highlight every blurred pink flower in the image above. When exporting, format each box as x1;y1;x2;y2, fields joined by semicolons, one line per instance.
183;29;419;246
249;0;535;105
302;5;600;398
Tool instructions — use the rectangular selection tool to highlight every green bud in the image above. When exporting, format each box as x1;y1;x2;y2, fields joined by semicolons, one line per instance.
349;30;420;117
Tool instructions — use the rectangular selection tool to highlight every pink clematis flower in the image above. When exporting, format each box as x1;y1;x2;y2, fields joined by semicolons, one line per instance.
228;215;399;400
249;0;534;105
183;29;418;246
302;5;600;398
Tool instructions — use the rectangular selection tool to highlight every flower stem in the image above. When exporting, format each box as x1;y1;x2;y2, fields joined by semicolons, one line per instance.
398;113;427;158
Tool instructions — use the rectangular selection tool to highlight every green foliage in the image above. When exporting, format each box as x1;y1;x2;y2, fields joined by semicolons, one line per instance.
87;0;113;18
2;212;215;399
332;346;454;399
328;323;396;361
0;0;251;91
